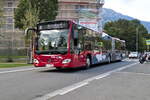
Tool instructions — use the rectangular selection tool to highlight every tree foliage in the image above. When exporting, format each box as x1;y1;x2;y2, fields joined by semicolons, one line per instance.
14;0;58;29
21;2;39;29
104;19;148;51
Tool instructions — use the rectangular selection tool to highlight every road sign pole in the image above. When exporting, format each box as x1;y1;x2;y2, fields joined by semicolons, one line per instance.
136;27;138;52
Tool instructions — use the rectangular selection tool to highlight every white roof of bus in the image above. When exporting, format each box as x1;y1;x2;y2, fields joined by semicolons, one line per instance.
102;32;125;42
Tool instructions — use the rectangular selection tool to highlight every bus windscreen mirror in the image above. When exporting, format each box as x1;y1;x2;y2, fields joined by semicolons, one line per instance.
35;37;39;49
25;28;36;36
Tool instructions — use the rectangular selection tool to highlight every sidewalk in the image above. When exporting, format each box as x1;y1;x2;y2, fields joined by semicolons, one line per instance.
0;65;34;73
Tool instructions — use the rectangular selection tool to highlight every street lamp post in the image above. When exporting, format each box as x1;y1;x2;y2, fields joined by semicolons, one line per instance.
136;27;139;52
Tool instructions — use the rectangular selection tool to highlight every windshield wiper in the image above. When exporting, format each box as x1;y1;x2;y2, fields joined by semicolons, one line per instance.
35;51;51;55
35;50;67;55
51;50;67;55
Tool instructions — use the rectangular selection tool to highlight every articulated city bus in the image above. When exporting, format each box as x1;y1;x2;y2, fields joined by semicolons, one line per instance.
25;20;126;69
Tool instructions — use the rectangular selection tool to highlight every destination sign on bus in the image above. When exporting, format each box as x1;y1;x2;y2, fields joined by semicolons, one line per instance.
38;22;69;30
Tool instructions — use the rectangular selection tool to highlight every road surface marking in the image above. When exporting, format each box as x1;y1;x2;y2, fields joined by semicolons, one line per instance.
59;82;88;95
34;62;138;100
0;67;53;74
34;82;88;100
123;58;139;62
117;71;150;76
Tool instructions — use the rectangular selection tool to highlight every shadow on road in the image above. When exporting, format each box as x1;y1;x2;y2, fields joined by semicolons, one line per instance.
38;61;121;73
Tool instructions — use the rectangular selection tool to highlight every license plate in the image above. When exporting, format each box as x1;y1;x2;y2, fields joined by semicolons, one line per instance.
46;64;54;68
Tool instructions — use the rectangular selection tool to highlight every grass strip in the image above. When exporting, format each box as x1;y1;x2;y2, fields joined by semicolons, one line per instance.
0;56;27;59
0;63;32;68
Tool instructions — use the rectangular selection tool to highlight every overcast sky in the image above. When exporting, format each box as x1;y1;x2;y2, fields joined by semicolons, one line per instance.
103;0;150;22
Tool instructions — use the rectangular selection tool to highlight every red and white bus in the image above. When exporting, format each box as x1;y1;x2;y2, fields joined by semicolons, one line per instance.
25;20;126;69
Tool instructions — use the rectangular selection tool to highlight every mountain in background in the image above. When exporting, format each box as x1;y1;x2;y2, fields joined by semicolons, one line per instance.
102;8;150;33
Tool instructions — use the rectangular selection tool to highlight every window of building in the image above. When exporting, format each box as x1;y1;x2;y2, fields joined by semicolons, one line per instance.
7;0;13;1
6;24;13;30
7;2;13;7
6;17;13;23
4;8;13;13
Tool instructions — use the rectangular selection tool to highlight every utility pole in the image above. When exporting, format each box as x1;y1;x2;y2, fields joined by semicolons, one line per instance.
136;27;139;52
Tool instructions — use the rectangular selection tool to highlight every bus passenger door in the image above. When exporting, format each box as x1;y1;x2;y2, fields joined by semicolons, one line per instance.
71;25;85;67
73;40;85;66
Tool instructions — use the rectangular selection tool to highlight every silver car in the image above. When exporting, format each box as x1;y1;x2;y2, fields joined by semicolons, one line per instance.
128;52;138;59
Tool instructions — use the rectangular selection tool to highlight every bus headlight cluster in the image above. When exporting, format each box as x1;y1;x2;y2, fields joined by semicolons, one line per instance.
33;59;39;64
62;59;71;64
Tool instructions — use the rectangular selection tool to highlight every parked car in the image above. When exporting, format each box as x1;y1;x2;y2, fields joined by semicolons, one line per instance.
128;52;138;59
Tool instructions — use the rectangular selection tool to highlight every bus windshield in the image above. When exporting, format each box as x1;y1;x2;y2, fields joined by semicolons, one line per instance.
36;29;69;55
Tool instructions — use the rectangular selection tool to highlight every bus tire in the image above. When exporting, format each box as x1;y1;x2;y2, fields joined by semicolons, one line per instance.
85;57;91;69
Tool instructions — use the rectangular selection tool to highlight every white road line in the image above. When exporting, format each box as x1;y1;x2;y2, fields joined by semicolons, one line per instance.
34;82;88;100
122;58;129;61
95;73;111;80
59;82;88;95
117;71;150;76
0;67;53;74
122;58;139;62
34;62;138;100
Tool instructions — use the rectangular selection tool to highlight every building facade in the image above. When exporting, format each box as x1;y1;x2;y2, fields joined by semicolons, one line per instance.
0;0;104;55
1;0;104;32
1;0;19;32
57;0;104;32
0;0;24;56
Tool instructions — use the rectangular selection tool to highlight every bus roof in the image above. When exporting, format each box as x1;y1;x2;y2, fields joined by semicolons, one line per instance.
37;20;70;25
37;20;102;34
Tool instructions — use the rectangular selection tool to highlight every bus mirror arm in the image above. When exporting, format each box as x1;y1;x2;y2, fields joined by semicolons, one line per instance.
25;28;37;36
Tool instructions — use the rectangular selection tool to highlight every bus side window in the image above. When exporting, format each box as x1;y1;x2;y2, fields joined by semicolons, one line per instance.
74;29;78;46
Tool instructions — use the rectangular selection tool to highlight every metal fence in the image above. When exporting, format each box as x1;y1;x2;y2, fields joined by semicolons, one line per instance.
0;31;29;62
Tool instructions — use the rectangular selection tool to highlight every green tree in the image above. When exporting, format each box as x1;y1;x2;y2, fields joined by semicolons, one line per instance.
14;0;58;63
14;0;58;29
104;19;148;52
21;2;39;29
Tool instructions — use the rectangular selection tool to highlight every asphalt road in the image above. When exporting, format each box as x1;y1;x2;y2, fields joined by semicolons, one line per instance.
49;61;150;100
0;59;137;100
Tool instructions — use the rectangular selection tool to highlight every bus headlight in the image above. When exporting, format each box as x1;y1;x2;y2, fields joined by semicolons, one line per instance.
62;59;71;64
33;59;39;64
